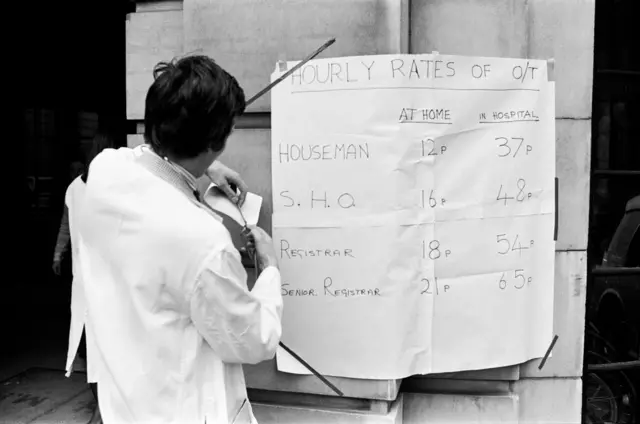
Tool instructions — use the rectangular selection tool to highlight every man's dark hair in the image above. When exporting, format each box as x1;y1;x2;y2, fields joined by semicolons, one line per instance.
144;55;246;159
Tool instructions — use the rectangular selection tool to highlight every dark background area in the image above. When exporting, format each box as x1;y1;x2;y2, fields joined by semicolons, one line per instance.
589;0;640;265
3;1;135;368
584;1;640;422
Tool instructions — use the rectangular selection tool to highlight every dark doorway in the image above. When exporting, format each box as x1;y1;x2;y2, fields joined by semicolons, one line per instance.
584;0;640;422
2;0;134;380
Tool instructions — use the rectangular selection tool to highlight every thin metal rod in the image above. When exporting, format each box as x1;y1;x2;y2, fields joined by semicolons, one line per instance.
588;360;640;371
242;37;343;397
538;334;559;370
592;170;640;177
278;342;344;396
245;38;336;107
591;266;640;276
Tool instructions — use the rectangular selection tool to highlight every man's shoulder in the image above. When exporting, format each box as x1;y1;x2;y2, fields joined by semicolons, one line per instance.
92;146;135;164
87;147;139;186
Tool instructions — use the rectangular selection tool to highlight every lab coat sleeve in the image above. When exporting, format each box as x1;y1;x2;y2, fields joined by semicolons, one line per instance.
189;247;283;364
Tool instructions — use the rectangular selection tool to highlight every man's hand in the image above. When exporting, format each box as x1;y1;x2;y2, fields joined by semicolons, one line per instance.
243;226;278;271
206;162;248;207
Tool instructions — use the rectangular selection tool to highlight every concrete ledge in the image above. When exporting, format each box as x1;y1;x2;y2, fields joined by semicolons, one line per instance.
245;360;400;401
511;377;582;424
252;393;403;424
403;393;518;423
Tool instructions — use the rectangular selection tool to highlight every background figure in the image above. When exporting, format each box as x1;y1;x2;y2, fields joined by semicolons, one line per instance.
70;160;85;181
52;130;115;423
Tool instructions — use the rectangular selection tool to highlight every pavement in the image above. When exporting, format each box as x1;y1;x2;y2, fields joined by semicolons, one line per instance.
0;259;98;423
0;368;96;424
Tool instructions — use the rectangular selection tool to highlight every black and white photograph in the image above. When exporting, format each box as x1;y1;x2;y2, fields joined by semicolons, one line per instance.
1;1;639;423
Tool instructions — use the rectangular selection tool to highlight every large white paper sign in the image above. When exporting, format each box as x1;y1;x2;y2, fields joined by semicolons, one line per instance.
270;54;556;379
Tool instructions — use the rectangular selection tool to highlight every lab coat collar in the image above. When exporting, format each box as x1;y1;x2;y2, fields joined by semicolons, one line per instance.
138;146;198;199
135;146;223;223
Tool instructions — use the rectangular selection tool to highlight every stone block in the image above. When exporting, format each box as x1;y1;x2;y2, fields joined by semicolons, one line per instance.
252;394;403;424
403;393;518;423
182;0;407;112
555;118;591;250
410;0;528;58
520;251;587;378
245;359;400;401
526;0;595;118
126;10;183;119
512;377;582;423
127;134;144;148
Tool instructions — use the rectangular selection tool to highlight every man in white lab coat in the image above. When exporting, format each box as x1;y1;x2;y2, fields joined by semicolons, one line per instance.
77;55;283;424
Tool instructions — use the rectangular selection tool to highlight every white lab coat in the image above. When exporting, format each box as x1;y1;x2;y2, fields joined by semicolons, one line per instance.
64;176;99;384
62;178;89;379
77;147;283;424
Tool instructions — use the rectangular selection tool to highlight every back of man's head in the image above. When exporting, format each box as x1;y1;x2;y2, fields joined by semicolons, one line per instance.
144;55;246;159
